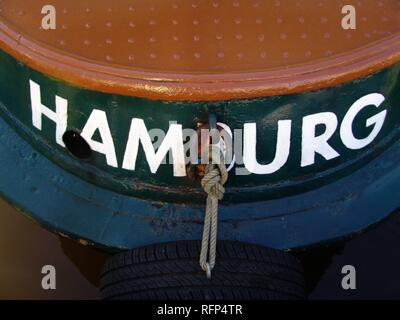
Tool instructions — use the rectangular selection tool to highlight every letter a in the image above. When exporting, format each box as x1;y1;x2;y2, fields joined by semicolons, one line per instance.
41;265;56;290
341;5;356;30
41;5;56;30
341;265;356;290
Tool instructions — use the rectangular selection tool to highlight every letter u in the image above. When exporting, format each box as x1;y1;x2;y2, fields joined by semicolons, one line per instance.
243;120;291;175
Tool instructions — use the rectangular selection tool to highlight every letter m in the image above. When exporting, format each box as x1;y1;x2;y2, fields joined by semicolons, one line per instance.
122;119;186;177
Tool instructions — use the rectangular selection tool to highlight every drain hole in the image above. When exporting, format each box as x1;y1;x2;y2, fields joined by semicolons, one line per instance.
62;130;92;160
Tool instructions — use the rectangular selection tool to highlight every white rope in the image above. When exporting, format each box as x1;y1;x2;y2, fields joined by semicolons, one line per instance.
200;145;228;279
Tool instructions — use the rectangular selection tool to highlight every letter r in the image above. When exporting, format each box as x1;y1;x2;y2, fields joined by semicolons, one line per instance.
301;112;340;167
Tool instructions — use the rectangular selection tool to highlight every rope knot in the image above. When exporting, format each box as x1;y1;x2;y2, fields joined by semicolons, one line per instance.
199;145;228;277
201;166;226;200
201;146;228;199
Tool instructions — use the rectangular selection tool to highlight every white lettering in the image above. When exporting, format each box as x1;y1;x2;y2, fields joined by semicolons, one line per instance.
30;80;67;147
340;93;386;150
123;119;186;177
81;109;118;168
243;121;291;174
301;112;340;167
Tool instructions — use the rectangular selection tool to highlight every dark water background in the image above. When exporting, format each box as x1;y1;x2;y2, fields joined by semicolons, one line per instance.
1;197;399;300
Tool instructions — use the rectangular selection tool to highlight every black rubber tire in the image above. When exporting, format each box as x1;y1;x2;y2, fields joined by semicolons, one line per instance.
100;241;306;300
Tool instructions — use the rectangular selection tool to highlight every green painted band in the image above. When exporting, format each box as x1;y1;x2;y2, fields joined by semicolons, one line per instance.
0;50;399;204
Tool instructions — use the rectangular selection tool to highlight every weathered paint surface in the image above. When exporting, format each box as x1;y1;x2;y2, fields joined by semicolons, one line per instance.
0;49;400;250
0;50;400;205
1;114;400;250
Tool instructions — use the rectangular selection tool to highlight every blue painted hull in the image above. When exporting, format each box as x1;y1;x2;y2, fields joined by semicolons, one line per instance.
1;114;399;251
